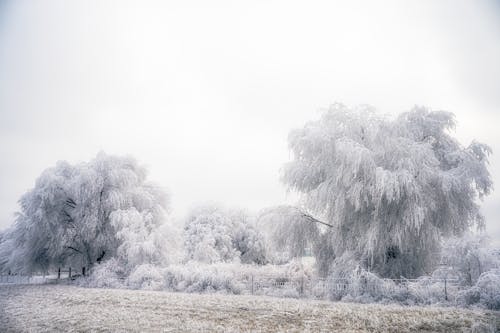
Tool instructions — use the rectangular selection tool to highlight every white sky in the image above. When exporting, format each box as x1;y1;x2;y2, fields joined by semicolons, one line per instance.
0;0;499;244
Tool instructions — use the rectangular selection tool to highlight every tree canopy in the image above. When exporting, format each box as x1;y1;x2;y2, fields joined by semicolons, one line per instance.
0;152;172;274
283;104;492;278
183;205;267;264
256;205;323;264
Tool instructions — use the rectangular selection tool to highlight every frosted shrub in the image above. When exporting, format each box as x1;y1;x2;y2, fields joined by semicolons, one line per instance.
457;287;482;308
163;262;243;294
160;261;314;296
326;256;387;301
353;271;392;300
457;269;500;310
284;258;314;280
329;268;400;303
278;286;300;299
126;264;165;290
440;234;499;286
326;265;456;305
408;277;449;305
78;259;125;289
474;269;500;310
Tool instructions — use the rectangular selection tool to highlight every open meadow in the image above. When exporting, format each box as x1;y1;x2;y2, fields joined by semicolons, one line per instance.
0;284;498;333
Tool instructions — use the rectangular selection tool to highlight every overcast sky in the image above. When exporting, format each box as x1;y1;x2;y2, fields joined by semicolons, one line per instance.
0;0;499;244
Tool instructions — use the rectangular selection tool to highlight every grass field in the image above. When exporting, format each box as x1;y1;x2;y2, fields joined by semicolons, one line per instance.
0;284;498;332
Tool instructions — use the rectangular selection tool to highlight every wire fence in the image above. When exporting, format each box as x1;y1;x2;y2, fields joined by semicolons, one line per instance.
0;267;75;285
0;272;461;302
0;275;56;284
242;275;460;301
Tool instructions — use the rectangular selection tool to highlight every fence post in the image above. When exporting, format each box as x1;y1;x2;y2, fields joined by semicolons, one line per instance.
68;267;72;279
300;277;304;297
58;267;61;280
444;277;448;301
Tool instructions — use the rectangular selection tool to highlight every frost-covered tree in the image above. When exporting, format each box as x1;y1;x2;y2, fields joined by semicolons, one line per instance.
230;209;268;264
110;208;174;269
256;205;323;264
0;227;19;273
440;233;499;286
283;104;492;278
0;152;172;274
183;205;266;264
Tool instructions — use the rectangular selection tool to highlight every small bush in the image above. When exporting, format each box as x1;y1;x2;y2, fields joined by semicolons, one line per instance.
456;269;500;310
126;264;165;290
77;259;125;289
457;287;482;307
163;262;244;294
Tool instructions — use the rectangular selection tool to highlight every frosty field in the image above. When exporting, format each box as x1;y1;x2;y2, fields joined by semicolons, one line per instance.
0;284;498;332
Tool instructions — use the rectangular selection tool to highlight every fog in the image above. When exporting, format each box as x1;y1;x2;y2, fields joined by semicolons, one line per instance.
1;0;499;244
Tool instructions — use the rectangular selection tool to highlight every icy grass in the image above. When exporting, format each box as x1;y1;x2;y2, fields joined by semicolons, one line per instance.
76;260;500;310
1;284;498;333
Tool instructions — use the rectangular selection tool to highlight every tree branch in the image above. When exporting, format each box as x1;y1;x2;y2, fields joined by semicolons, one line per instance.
300;212;334;228
66;246;83;254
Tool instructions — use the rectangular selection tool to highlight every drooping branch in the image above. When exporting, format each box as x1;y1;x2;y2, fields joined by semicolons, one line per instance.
300;211;333;228
66;246;83;255
65;198;77;209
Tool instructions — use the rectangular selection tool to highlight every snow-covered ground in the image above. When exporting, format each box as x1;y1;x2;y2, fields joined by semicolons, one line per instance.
0;284;498;332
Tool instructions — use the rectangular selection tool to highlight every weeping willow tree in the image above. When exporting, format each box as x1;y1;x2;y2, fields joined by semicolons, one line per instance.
283;104;492;278
0;152;172;274
256;205;324;264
